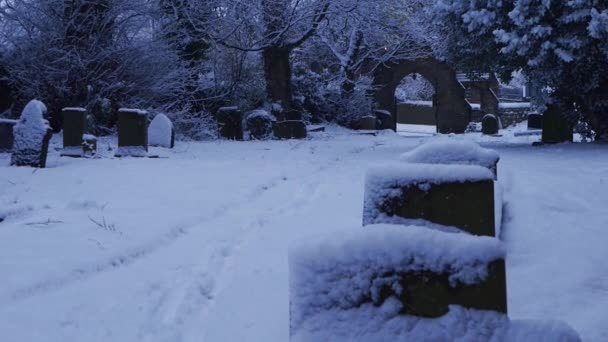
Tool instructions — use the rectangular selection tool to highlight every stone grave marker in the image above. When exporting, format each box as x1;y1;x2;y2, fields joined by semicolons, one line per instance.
10;100;53;168
115;108;148;157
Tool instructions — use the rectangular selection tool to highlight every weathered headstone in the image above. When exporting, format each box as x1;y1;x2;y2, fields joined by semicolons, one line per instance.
216;107;244;140
375;109;393;130
482;114;500;135
10;100;53;168
357;115;377;130
0;119;17;152
273;120;307;140
542;104;572;144
148;113;174;148
115;108;148;157
364;163;496;237
246;110;276;140
61;107;86;157
527;112;543;130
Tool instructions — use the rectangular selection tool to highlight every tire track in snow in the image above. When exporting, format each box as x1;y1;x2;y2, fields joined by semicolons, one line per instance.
0;174;291;307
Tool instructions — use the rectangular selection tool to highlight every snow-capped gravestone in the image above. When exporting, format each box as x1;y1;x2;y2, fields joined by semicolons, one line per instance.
400;139;500;178
148;113;174;148
216;107;244;140
83;134;97;156
0;118;17;152
61;107;86;157
482;114;500;135
246;110;276;140
375;109;393;130
273;120;307;140
363;163;496;237
115;108;148;157
10;100;53;168
289;225;581;342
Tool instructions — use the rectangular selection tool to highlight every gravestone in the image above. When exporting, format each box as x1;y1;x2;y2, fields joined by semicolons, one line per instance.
61;107;87;157
10;100;53;168
148;113;174;148
0;119;17;152
115;108;148;157
482;114;500;135
364;163;496;237
400;139;500;179
246;110;276;140
83;134;97;156
216;107;244;140
274;120;307;140
375;109;393;130
542;104;572;144
358;115;377;130
527;113;543;130
290;225;508;330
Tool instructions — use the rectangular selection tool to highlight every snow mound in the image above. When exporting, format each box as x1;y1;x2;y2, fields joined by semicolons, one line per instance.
12;100;50;152
247;109;276;121
400;139;499;169
292;302;581;342
148;113;173;148
289;224;505;330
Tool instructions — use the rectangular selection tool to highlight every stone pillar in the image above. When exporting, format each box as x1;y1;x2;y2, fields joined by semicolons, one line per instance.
115;108;148;157
0;119;17;152
61;107;87;157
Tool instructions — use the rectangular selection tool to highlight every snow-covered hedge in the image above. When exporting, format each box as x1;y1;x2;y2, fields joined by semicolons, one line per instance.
149;113;174;148
10;100;52;167
289;224;580;342
400;139;499;171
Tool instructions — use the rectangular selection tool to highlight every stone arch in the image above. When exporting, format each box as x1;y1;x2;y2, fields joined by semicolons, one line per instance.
373;58;471;133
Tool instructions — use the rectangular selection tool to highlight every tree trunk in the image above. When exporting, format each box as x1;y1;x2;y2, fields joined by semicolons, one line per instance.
262;47;293;111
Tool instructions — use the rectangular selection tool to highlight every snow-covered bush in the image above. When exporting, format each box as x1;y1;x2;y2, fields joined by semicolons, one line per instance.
395;74;435;103
10;100;52;167
149;114;174;148
246;110;276;140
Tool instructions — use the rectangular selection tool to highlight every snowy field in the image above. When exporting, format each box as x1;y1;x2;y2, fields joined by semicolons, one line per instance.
1;126;607;341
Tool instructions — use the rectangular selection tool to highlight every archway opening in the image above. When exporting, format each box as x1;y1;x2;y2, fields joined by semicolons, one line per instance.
394;73;437;136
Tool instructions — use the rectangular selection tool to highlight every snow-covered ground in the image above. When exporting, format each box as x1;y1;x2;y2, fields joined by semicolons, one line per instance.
1;126;607;341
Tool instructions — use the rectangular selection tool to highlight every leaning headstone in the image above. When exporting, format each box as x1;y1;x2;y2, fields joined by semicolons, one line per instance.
375;109;393;130
542;104;572;144
363;163;496;237
115;108;148;157
482;114;500;135
527;112;543;130
358;115;377;130
10;100;53;168
216;106;244;140
148;113;174;148
0;119;17;152
400;139;500;178
273;120;307;140
246;110;276;140
61;107;87;157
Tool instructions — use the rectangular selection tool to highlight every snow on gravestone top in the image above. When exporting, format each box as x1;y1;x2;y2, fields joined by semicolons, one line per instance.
12;100;50;151
289;225;505;329
247;109;276;121
400;139;499;169
62;107;86;112
289;224;581;342
118;108;148;116
148;114;173;148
